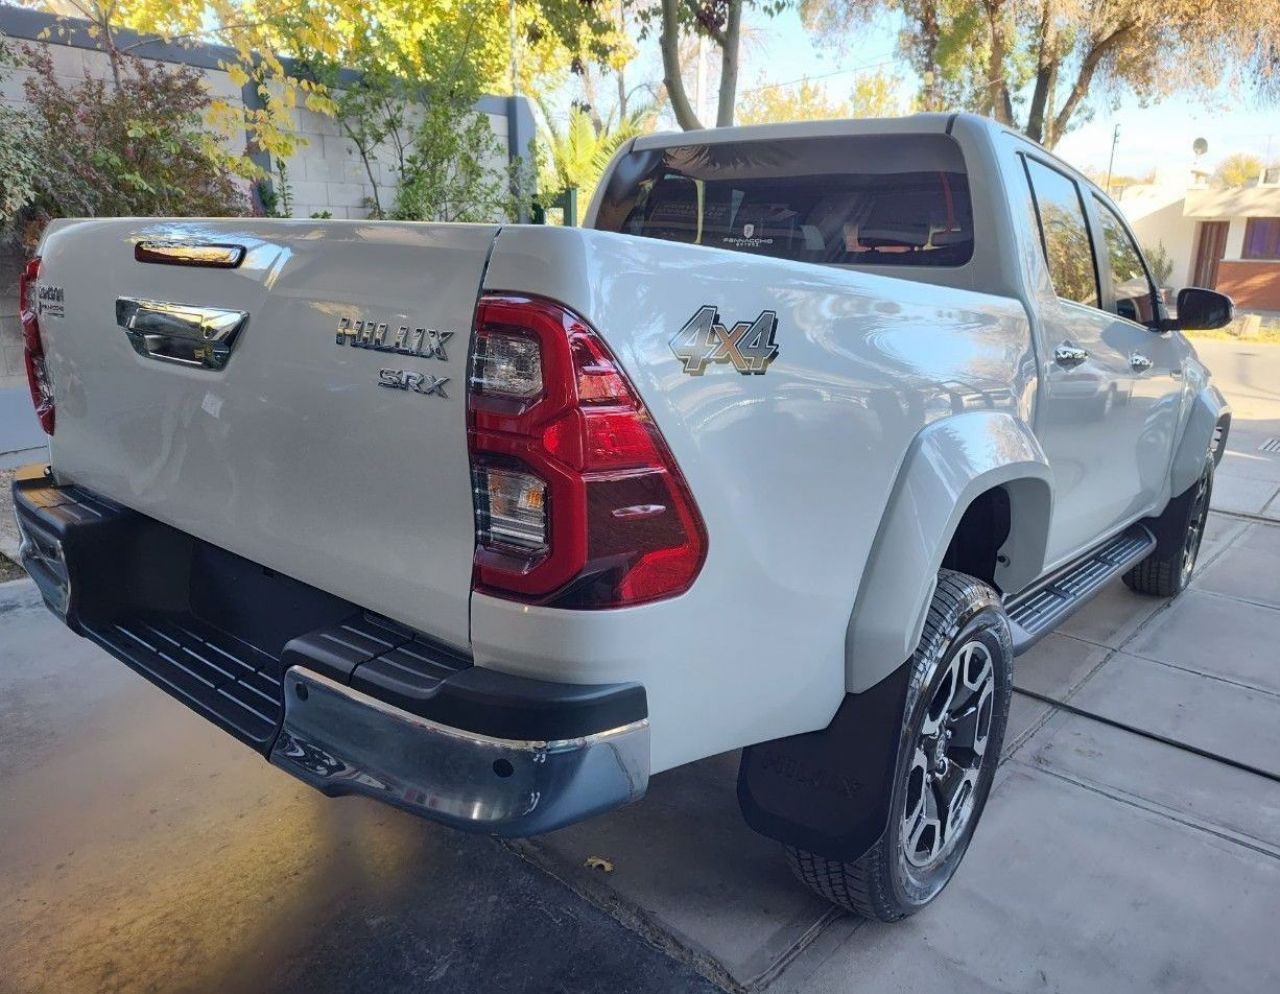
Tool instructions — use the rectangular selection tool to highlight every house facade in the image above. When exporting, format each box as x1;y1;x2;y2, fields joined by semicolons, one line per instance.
1124;168;1280;313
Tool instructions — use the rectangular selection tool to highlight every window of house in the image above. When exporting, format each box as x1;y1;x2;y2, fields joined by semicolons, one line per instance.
1243;218;1280;260
1022;158;1100;307
1094;198;1156;324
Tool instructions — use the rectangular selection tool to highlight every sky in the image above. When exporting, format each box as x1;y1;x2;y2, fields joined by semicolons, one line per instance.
621;5;1279;182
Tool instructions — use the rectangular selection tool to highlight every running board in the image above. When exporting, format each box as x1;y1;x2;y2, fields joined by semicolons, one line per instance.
1005;523;1156;655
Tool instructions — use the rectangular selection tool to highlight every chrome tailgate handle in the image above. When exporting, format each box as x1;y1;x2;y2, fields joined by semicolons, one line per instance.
115;297;249;370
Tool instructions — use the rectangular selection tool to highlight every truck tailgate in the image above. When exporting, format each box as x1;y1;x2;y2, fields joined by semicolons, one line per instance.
36;218;497;650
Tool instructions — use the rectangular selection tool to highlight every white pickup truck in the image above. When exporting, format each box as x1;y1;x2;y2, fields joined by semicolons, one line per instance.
14;113;1232;921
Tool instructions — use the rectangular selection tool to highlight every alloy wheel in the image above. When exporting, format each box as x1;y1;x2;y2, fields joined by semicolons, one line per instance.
901;641;996;870
1181;471;1212;585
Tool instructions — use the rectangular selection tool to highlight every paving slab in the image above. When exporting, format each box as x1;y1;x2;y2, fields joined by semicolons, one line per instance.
1023;711;1280;855
769;766;1280;994
514;752;832;989
1014;631;1112;697
1209;471;1280;516
1192;522;1280;610
1054;579;1167;648
1067;650;1280;778
1123;588;1280;696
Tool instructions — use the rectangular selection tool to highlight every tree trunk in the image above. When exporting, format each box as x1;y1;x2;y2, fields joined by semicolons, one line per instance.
1024;0;1058;143
918;0;943;112
581;68;605;133
659;0;703;130
1048;24;1136;147
715;0;743;127
983;0;1014;123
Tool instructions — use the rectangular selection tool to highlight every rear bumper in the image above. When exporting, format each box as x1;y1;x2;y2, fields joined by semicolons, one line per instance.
11;466;649;836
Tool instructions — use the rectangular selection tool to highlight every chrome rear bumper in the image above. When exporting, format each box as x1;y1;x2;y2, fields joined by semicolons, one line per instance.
271;668;650;835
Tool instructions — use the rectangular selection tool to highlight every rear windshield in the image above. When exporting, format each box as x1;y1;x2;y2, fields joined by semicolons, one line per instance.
593;134;973;268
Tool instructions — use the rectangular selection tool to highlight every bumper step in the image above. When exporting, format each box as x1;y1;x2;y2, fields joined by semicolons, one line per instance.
1005;523;1156;654
87;614;285;746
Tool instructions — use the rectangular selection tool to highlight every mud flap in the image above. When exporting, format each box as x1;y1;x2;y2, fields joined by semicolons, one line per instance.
737;658;912;862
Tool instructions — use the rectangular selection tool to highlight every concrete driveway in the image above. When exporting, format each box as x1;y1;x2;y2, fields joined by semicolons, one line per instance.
2;339;1279;993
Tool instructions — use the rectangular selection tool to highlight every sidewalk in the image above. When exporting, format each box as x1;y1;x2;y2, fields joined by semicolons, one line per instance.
0;385;45;471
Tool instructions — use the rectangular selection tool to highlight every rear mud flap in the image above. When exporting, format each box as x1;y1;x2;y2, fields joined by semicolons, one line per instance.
737;659;911;862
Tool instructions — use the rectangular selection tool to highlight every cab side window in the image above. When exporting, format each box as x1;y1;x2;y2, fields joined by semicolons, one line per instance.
1094;198;1157;325
1022;158;1100;308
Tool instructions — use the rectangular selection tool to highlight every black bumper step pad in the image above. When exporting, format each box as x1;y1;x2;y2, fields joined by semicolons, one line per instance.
87;613;286;747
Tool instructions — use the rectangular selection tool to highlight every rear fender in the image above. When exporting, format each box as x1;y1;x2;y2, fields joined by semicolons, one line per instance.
846;412;1051;693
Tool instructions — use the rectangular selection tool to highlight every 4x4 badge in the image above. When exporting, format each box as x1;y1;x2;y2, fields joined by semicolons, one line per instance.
670;306;779;376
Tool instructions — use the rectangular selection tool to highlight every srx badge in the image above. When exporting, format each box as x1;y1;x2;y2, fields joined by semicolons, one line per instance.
670;306;779;376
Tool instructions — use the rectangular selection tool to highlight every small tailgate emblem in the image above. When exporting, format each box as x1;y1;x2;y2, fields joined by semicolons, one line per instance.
378;369;449;398
670;305;780;376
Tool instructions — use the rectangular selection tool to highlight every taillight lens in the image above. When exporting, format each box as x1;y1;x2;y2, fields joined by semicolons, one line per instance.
468;294;707;608
18;257;55;435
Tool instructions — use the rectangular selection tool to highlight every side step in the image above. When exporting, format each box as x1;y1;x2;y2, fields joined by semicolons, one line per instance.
1005;523;1156;655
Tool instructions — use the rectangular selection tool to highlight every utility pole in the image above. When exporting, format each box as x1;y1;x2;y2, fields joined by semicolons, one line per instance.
1105;124;1120;195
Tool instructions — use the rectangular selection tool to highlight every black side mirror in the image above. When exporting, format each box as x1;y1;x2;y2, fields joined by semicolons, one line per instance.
1163;287;1234;332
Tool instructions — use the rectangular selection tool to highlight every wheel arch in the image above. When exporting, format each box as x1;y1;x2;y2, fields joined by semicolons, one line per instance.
1170;385;1231;497
845;412;1052;694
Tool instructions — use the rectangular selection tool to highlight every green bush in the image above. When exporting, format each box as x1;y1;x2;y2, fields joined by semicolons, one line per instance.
392;98;516;222
7;44;247;250
0;38;42;243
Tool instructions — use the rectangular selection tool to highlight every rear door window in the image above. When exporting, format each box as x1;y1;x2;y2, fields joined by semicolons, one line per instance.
1022;158;1100;308
593;134;974;268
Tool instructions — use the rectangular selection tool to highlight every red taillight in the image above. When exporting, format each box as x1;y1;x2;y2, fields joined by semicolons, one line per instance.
18;257;55;435
468;294;707;608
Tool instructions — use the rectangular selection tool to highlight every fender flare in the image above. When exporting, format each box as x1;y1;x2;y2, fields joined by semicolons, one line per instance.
1170;385;1231;497
845;412;1052;693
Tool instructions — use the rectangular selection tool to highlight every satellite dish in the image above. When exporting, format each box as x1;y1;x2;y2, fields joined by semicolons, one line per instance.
1193;137;1208;157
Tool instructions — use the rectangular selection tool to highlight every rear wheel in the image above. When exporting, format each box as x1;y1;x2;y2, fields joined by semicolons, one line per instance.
1123;460;1213;598
787;571;1012;921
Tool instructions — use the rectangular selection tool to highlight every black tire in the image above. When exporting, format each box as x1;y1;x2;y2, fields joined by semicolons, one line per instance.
786;570;1013;921
1123;459;1213;598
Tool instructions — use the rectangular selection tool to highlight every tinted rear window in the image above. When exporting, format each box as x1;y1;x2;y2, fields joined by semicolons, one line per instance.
593;134;973;267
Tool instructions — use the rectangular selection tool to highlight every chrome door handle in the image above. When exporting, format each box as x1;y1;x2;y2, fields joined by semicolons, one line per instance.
1129;352;1153;372
115;297;249;370
1054;344;1089;368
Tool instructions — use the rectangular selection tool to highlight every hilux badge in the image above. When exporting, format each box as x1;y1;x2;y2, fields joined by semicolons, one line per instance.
670;305;780;376
336;316;453;361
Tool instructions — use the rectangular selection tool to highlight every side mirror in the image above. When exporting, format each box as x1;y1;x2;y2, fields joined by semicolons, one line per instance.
1163;287;1234;332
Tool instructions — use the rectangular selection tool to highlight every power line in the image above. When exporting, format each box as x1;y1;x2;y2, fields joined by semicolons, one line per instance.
738;54;900;96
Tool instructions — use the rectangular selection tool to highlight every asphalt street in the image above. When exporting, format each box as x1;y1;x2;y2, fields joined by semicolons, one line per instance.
2;338;1279;993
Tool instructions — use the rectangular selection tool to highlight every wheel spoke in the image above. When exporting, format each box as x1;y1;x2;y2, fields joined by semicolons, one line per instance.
907;779;943;863
934;759;979;839
921;652;961;738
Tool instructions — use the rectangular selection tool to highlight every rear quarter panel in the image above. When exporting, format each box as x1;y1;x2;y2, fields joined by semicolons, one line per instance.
476;226;1036;771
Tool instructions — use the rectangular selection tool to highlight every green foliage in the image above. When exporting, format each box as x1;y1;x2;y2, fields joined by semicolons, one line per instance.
1212;153;1264;188
538;104;647;224
391;93;522;223
0;38;42;241
9;44;246;249
1144;242;1174;286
